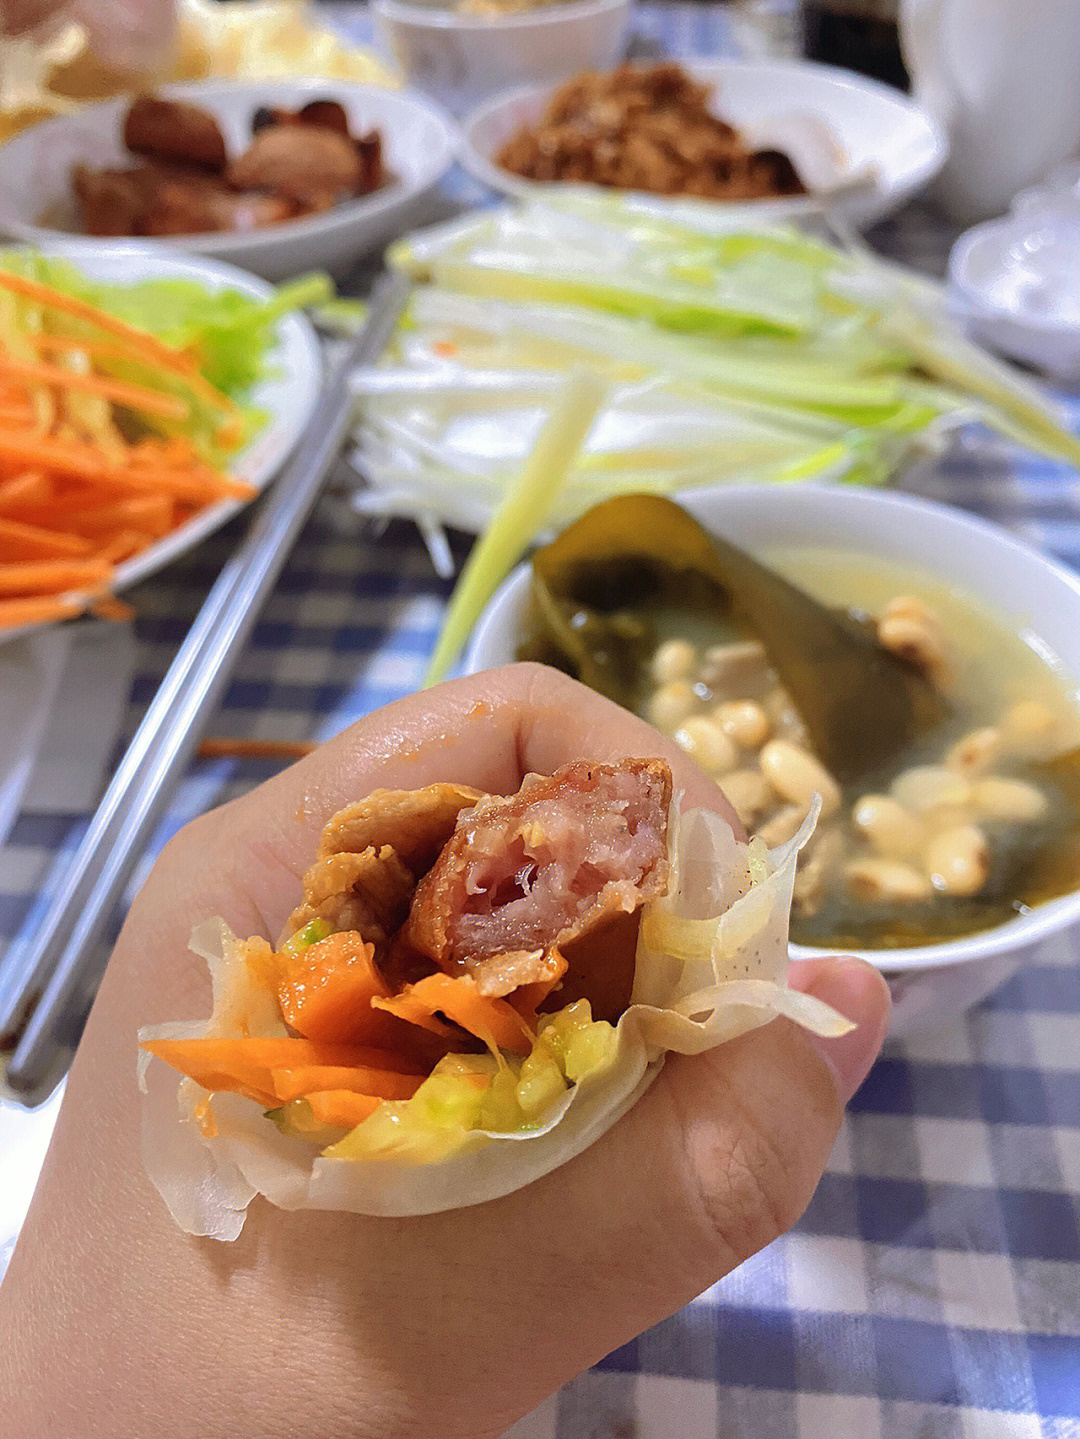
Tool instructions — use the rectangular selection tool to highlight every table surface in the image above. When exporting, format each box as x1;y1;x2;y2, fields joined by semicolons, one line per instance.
3;7;1080;1436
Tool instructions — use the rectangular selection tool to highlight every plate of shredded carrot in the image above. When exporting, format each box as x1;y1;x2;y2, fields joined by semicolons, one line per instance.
0;246;323;640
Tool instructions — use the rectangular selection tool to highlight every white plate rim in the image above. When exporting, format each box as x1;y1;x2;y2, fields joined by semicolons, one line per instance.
0;243;322;644
372;0;627;32
0;76;458;260
458;55;947;223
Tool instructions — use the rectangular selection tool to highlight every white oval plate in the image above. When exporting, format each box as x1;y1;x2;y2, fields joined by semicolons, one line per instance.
459;57;947;228
0;245;322;644
0;78;457;282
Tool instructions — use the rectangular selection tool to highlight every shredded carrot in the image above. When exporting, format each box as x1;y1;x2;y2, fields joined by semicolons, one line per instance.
304;1091;382;1129
140;1036;418;1107
0;354;191;422
268;1064;422;1103
277;932;397;1047
0;270;239;416
94;530;147;564
89;594;136;622
0;472;51;508
0;557;113;596
373;973;535;1055
31;494;175;539
0;516;92;559
197;738;317;761
0;270;260;633
0;433;254;501
0;595;83;627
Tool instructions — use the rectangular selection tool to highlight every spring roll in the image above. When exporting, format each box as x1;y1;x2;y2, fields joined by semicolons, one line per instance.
139;757;850;1237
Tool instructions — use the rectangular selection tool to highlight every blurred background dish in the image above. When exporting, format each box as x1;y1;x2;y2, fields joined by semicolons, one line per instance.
0;0;397;142
0;79;456;281
459;57;946;226
372;0;631;118
949;205;1080;383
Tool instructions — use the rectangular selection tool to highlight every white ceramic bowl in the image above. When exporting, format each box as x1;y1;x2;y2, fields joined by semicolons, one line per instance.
460;57;947;227
0;78;456;283
464;485;1080;1023
373;0;631;119
949;210;1080;381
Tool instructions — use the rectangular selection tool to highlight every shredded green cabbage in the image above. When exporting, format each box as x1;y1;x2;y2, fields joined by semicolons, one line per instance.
355;197;1080;546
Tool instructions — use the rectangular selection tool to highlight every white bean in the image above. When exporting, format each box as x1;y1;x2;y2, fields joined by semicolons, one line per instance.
970;776;1049;824
844;857;932;904
1000;700;1061;760
852;793;927;860
715;699;770;750
757;803;809;848
673;716;739;775
794;825;845;914
763;686;808;744
648;680;697;733
925;824;990;897
946;727;1001;777
881;595;942;629
650;638;697;686
700;640;767;692
877;614;949;682
721;769;774;827
760;739;841;817
891;765;971;813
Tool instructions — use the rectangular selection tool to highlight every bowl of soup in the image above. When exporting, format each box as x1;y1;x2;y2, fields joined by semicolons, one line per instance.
465;485;1080;1031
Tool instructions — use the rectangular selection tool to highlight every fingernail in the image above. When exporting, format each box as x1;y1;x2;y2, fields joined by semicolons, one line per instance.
790;956;892;1105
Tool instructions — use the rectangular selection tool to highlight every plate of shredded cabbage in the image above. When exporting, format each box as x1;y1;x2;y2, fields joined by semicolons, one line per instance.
0;246;323;640
351;193;1080;547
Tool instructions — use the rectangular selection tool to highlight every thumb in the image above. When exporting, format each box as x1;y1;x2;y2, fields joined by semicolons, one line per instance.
651;955;890;1287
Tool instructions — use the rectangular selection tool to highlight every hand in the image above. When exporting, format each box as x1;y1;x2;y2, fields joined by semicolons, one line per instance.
0;664;889;1439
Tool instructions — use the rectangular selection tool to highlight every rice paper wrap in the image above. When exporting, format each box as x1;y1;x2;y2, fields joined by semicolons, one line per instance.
139;797;850;1236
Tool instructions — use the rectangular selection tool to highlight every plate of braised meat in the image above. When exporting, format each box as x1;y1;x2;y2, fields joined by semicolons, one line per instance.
0;79;457;280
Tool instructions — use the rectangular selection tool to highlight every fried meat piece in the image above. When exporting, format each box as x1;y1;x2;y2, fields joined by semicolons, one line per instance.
403;759;671;974
123;95;227;172
318;784;483;874
287;845;416;943
227;125;364;210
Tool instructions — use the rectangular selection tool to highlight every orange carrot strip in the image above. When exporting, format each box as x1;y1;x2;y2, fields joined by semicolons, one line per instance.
373;973;535;1055
89;595;135;623
0;435;253;501
0;595;82;628
304;1091;382;1129
0;354;191;421
0;472;51;508
95;529;148;564
0;516;93;559
277;932;396;1047
0;557;113;596
140;1036;420;1107
36;494;174;539
269;1065;422;1103
0;270;238;414
509;952;570;1025
197;738;317;761
33;333;176;366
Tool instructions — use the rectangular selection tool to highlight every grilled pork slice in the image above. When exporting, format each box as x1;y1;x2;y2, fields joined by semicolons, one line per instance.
404;758;672;976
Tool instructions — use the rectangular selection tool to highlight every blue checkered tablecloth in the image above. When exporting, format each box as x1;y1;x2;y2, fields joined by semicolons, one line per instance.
3;6;1080;1435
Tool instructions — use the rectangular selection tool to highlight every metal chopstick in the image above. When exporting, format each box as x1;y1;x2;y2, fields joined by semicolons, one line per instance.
1;271;410;1102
